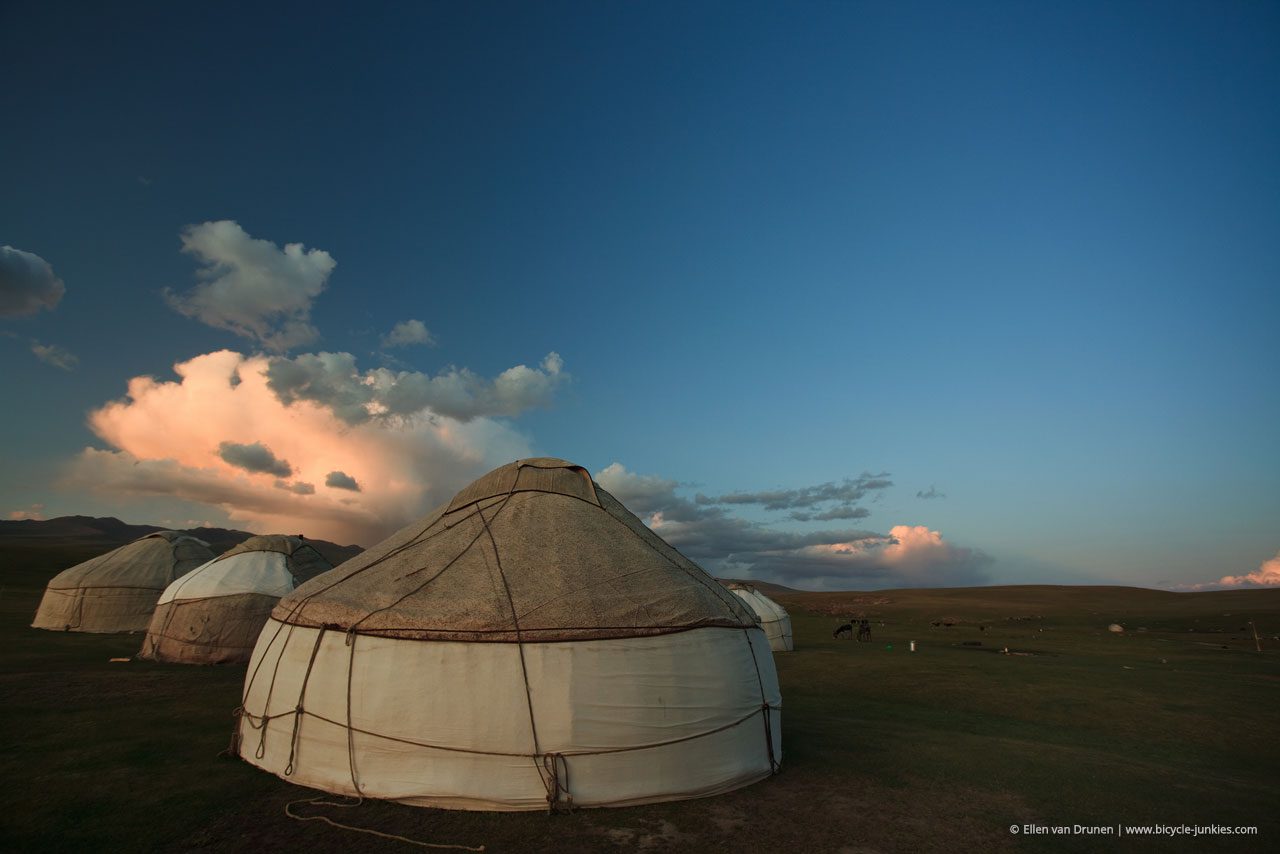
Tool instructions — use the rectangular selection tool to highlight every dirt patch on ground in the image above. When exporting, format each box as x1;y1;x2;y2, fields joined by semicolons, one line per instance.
588;818;695;850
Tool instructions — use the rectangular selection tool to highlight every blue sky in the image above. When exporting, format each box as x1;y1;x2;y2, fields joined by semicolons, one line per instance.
2;1;1277;589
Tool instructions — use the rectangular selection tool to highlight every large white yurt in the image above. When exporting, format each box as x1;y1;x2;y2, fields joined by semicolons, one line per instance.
139;535;334;665
234;458;781;811
726;584;794;652
31;531;215;633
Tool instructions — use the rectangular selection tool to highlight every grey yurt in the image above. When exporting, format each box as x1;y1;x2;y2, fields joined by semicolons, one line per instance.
726;583;794;652
234;458;782;811
139;535;334;664
32;531;215;633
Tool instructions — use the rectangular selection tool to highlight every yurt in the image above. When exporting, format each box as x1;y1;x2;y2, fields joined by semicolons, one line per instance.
139;535;334;664
31;531;215;633
234;458;781;811
726;584;794;652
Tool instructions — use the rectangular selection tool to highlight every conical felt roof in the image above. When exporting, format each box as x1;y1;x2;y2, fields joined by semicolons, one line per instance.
44;531;214;590
211;534;333;587
274;458;757;642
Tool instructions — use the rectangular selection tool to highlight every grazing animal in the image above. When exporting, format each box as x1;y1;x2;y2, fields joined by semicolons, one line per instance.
833;622;853;639
857;619;872;642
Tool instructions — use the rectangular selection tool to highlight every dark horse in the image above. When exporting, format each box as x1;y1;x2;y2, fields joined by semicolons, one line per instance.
833;621;853;639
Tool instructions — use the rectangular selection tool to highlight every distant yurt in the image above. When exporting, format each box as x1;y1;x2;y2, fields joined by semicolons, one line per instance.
726;584;794;652
31;531;215;633
234;458;781;811
139;535;334;664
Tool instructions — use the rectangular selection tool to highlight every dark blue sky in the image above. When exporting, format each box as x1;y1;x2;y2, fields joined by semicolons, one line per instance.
2;1;1277;588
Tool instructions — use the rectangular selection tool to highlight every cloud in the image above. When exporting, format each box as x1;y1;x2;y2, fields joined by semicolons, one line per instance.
9;503;46;521
761;525;992;590
163;221;335;351
790;505;870;522
916;485;946;500
67;349;532;544
1215;550;1280;588
382;319;436;348
274;480;315;495
218;440;293;477
325;470;361;491
266;350;567;423
697;473;893;511
31;341;78;371
0;246;65;317
597;462;989;590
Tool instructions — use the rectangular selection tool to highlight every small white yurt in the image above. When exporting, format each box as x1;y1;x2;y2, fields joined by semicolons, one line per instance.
726;584;794;652
139;535;334;665
32;531;215;633
234;458;781;811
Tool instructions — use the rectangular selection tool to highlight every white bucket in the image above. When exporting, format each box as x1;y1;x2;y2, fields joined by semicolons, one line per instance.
909;641;916;652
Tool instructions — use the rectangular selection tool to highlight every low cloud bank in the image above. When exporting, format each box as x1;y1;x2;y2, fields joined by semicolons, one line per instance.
1179;550;1280;590
1220;551;1280;587
596;462;990;589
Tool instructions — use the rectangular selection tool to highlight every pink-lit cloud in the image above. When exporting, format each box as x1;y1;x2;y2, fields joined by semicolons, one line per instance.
781;525;990;589
8;503;46;521
64;349;531;545
1215;550;1280;588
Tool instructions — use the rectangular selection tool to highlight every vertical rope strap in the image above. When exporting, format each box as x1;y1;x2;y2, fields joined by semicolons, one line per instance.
285;626;327;777
253;622;297;760
71;587;84;630
345;628;364;797
225;705;244;759
541;753;573;812
474;484;560;810
742;628;779;775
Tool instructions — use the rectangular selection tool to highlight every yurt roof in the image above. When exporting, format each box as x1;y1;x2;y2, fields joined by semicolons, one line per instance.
216;534;328;566
46;531;212;590
274;457;758;642
158;534;334;604
728;584;789;622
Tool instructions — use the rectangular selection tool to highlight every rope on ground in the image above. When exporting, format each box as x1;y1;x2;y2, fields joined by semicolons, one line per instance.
284;796;485;851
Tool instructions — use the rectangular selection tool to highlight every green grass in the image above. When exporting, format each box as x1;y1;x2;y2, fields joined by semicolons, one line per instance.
2;547;1277;852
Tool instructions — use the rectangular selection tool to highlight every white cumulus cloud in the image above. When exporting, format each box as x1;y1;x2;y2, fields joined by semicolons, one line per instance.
382;319;437;348
266;350;568;423
163;221;335;351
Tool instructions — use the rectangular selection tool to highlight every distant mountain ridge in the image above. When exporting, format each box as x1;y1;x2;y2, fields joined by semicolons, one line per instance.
0;515;364;566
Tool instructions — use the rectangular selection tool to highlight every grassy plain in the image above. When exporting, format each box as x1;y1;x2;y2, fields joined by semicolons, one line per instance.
2;543;1277;852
